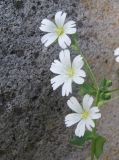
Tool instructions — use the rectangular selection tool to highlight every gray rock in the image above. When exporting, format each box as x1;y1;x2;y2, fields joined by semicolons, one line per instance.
0;0;119;160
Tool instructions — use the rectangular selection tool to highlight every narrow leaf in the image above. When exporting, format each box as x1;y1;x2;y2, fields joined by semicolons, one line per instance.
69;131;94;146
94;135;106;159
79;82;96;96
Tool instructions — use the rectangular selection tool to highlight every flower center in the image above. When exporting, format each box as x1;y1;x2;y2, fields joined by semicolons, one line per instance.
55;27;64;36
67;67;75;77
81;111;89;119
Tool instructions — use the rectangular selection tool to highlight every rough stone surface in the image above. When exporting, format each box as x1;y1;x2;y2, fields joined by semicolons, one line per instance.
0;0;119;160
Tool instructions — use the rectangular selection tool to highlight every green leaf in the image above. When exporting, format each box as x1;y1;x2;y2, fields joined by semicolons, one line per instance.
100;92;111;100
71;33;78;44
100;79;112;90
97;79;112;106
69;131;94;146
100;79;106;90
71;33;79;50
103;92;111;100
97;100;105;107
106;80;112;87
94;135;106;159
71;44;79;51
79;82;96;96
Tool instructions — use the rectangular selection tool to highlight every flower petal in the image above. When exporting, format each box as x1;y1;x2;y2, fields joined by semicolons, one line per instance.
91;113;101;120
83;94;94;110
72;55;84;70
58;34;71;49
64;20;76;34
75;69;86;78
65;28;76;34
67;97;82;113
116;56;119;62
40;19;57;32
86;118;95;128
59;49;71;67
73;76;84;84
50;60;64;74
51;75;65;90
90;107;100;113
114;48;119;56
75;120;86;137
86;122;92;131
55;11;67;27
41;33;58;47
65;113;81;127
62;79;72;96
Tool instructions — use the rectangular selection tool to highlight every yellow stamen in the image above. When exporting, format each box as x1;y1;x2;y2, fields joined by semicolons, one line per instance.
67;67;75;77
55;27;64;36
81;111;89;119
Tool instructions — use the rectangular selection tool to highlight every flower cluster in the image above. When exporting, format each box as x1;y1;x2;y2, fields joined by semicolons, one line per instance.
40;11;101;137
40;11;119;159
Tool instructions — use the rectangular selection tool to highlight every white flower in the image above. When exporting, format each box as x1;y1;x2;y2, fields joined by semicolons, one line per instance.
40;11;76;49
65;95;101;137
114;48;119;63
50;49;86;96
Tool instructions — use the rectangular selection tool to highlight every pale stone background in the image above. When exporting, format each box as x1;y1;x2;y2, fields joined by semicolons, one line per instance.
0;0;119;160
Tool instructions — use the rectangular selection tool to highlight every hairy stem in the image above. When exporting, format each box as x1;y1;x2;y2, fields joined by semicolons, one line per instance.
91;89;100;160
74;46;99;90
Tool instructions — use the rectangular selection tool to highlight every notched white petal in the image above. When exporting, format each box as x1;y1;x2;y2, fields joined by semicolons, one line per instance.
64;20;76;34
41;33;58;47
59;49;71;66
62;80;72;96
72;55;84;70
90;107;100;113
91;113;101;119
76;69;86;78
51;75;65;90
73;76;84;84
67;97;82;113
75;120;86;137
65;113;81;127
58;34;71;49
83;94;94;110
40;19;56;32
50;60;64;74
55;11;67;27
87;119;95;128
86;123;92;131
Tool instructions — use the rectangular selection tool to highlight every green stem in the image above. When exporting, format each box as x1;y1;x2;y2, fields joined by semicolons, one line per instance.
95;89;100;105
73;46;99;90
91;90;100;160
91;139;95;160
